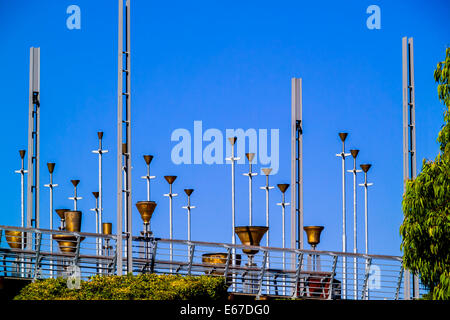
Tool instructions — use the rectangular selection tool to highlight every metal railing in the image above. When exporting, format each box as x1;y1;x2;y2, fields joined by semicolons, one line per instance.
0;225;427;300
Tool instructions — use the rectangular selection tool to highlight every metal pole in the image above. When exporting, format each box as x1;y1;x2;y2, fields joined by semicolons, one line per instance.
117;0;133;276
291;78;303;252
402;36;418;299
27;47;40;252
69;180;82;211
141;155;155;202
117;0;124;276
359;164;373;300
90;192;100;255
182;189;195;242
347;150;361;299
277;184;290;296
359;165;373;255
260;169;273;294
260;168;273;247
226;137;240;291
93;132;108;260
125;0;133;275
44;163;57;277
336;132;351;299
164;176;178;273
243;153;257;226
15;150;27;240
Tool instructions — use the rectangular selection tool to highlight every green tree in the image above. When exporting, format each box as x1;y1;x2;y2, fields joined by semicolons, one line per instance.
400;47;450;300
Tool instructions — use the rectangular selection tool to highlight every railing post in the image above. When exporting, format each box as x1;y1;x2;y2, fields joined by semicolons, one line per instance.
150;239;158;274
328;255;338;300
292;252;304;299
361;257;372;300
256;250;268;299
187;243;195;276
224;247;231;280
395;265;404;300
32;231;42;281
109;250;117;275
73;234;82;267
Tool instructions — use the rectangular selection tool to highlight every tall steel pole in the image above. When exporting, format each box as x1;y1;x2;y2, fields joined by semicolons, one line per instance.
15;150;27;276
182;189;195;242
347;149;361;299
277;184;290;296
15;150;27;232
117;0;133;275
164;176;178;272
260;168;274;247
69;180;82;211
93;132;108;256
44;163;57;277
291;78;303;257
226;137;239;291
260;168;273;293
141;155;155;201
243;153;257;226
402;36;418;300
90;192;100;255
336;132;351;299
27;47;40;252
359;164;373;300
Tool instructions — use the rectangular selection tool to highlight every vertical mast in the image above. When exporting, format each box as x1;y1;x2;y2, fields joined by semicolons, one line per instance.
27;47;40;238
402;36;418;300
117;0;133;275
291;78;303;254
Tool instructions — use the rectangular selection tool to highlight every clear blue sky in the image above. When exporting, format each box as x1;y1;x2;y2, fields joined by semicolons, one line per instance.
0;0;448;257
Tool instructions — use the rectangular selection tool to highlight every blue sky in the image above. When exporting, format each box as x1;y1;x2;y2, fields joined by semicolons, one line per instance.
0;0;449;257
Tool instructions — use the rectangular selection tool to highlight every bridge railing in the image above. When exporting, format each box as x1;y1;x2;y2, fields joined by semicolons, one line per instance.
0;226;427;299
0;225;116;281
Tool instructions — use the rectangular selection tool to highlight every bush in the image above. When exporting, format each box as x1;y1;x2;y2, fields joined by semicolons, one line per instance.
13;274;229;300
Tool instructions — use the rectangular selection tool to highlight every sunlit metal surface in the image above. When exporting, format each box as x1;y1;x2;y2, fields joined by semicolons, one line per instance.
0;225;427;300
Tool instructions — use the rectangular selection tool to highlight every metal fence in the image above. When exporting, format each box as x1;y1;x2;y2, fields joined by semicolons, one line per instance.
0;225;427;300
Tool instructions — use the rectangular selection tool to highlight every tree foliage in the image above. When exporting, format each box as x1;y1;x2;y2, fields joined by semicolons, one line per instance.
13;274;228;300
400;47;450;300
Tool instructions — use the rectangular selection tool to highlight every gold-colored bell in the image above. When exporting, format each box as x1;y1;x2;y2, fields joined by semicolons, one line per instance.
5;230;23;249
202;253;242;275
136;201;157;224
304;226;324;249
235;226;268;255
102;222;112;235
64;211;82;232
52;234;85;253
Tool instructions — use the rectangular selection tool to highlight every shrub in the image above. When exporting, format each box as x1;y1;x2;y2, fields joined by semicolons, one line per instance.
14;274;228;300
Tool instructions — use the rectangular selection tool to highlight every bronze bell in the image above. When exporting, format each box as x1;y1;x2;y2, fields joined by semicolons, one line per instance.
64;211;82;232
304;226;324;249
235;226;268;255
5;230;23;249
202;253;242;275
136;201;157;224
102;222;112;235
53;234;85;253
